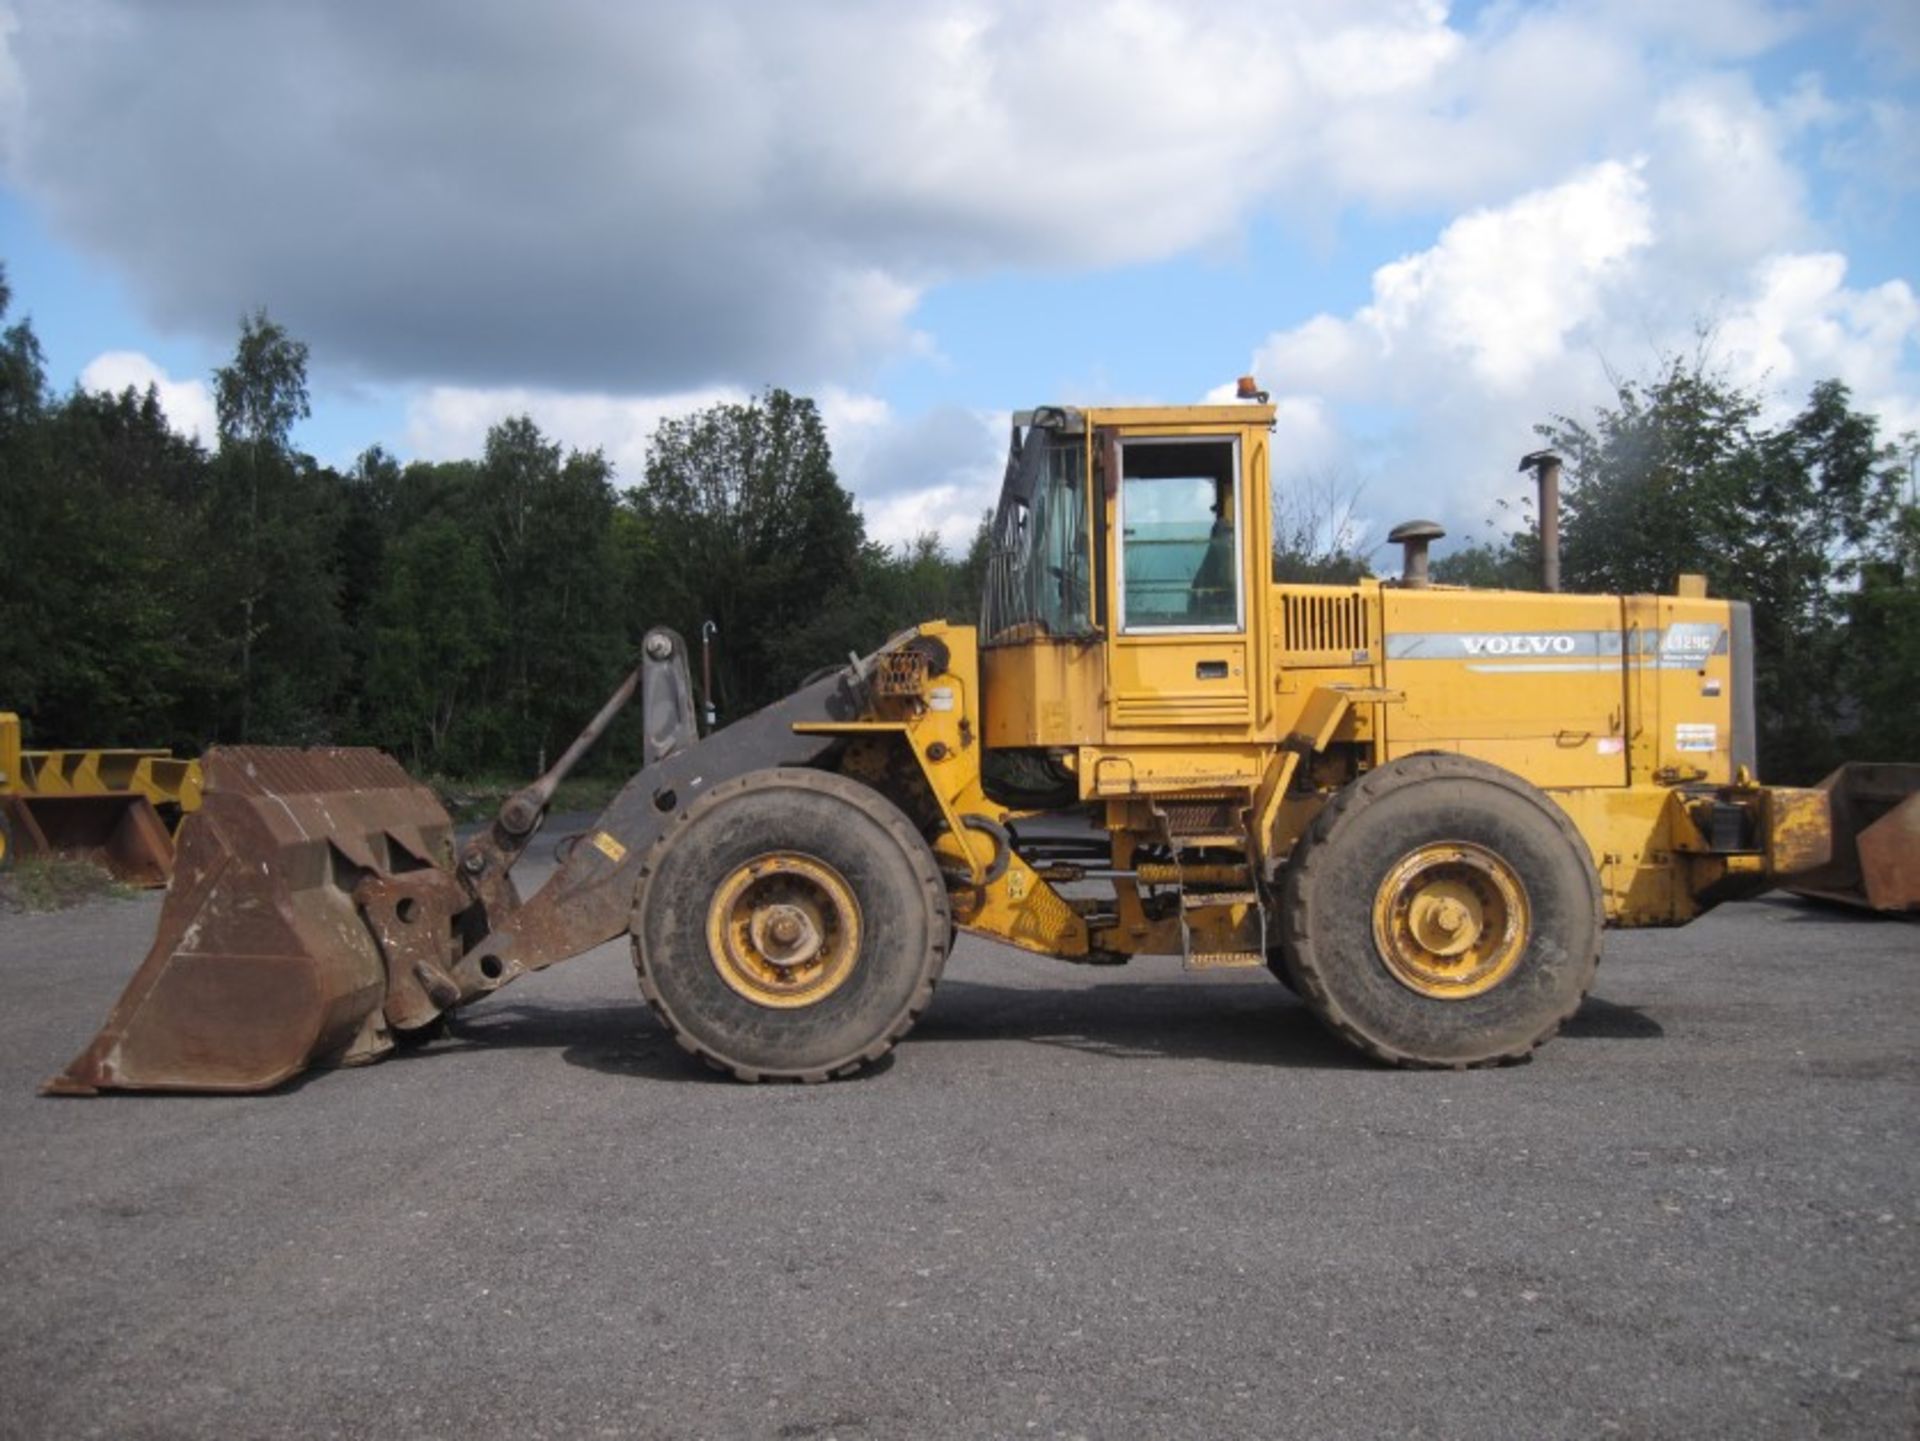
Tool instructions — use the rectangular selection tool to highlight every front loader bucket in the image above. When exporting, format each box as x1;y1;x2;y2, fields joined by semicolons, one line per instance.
1786;762;1920;914
1;792;179;887
45;747;457;1095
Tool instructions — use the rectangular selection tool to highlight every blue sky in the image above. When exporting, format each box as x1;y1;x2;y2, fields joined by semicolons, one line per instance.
2;1;1915;558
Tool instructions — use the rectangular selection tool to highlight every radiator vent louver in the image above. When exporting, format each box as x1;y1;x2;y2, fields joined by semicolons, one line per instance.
1281;589;1373;665
1112;693;1250;728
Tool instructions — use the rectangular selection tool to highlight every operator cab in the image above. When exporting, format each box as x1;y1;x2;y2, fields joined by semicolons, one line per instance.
978;401;1276;782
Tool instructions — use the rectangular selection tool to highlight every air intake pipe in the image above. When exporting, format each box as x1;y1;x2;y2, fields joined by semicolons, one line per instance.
1388;519;1445;588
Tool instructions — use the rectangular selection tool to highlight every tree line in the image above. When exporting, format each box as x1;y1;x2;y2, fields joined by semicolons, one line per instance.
2;265;1912;784
0;270;982;777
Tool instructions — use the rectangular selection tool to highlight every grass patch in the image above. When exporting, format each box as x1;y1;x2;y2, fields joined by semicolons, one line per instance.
0;856;139;913
427;774;626;825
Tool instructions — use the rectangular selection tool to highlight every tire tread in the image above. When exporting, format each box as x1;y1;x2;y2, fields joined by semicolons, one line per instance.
630;767;951;1083
1280;753;1602;1069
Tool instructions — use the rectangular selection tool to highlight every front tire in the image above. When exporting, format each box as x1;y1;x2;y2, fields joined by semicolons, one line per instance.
632;768;950;1082
1280;754;1601;1068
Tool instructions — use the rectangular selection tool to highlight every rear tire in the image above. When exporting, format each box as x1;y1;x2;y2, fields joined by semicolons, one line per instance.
631;767;950;1082
1267;951;1297;997
1280;754;1601;1068
1264;943;1301;996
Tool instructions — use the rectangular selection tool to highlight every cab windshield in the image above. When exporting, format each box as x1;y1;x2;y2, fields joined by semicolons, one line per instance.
981;415;1092;644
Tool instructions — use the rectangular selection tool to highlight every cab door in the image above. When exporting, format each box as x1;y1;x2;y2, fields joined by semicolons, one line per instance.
1105;433;1255;733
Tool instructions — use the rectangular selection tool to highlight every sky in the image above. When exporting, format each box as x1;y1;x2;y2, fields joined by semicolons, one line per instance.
1;0;1916;561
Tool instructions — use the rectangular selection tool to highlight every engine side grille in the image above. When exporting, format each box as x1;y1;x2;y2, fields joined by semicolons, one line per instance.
1280;587;1373;667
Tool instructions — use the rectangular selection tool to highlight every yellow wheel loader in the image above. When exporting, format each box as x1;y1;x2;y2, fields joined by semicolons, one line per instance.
46;398;1873;1095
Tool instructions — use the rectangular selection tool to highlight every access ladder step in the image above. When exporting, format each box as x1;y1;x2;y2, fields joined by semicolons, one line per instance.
1181;890;1261;909
1186;949;1267;971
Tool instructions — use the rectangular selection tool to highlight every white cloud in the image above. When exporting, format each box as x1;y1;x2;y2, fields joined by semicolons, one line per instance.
1644;77;1812;275
816;395;1004;551
1830;0;1920;74
78;350;216;443
0;0;1812;392
402;382;1004;554
1367;162;1654;393
0;2;1319;387
1254;161;1655;409
1716;254;1920;434
1203;384;1347;479
860;484;983;556
1296;4;1647;213
1237;89;1920;545
1592;0;1803;59
0;2;23;169
402;383;748;485
1266;395;1346;477
1296;3;1462;101
10;0;1915;555
1821;96;1920;216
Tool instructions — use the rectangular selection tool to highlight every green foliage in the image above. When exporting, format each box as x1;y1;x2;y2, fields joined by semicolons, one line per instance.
430;773;627;827
778;532;985;695
364;515;501;770
0;854;138;914
216;309;310;450
1847;493;1920;762
630;388;869;713
1431;493;1541;590
21;388;219;748
496;422;627;768
203;309;346;741
0;272;222;750
0;263;47;437
1430;535;1537;590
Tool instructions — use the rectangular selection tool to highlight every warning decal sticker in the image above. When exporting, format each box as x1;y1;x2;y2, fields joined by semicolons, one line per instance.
1675;723;1717;753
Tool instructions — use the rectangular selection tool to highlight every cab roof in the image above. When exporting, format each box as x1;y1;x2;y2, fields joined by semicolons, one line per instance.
1015;402;1277;430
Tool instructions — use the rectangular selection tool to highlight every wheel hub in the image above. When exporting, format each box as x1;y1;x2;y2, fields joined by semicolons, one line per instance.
706;852;861;1009
750;902;824;966
1372;842;1530;999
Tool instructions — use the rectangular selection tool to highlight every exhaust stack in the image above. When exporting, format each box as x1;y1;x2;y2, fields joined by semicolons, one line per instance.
1519;450;1563;592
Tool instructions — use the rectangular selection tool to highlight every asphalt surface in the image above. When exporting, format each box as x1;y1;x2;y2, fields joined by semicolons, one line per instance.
1;856;1915;1440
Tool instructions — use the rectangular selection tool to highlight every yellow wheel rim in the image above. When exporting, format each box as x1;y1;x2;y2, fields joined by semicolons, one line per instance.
706;851;862;1009
1371;842;1530;1000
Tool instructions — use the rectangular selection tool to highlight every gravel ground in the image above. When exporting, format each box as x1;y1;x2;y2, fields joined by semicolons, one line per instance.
1;868;1914;1440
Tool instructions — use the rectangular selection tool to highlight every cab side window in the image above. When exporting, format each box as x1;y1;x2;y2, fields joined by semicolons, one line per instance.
1119;438;1240;631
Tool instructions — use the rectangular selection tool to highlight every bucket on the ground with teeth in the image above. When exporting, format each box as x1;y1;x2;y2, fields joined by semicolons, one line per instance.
44;747;459;1095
